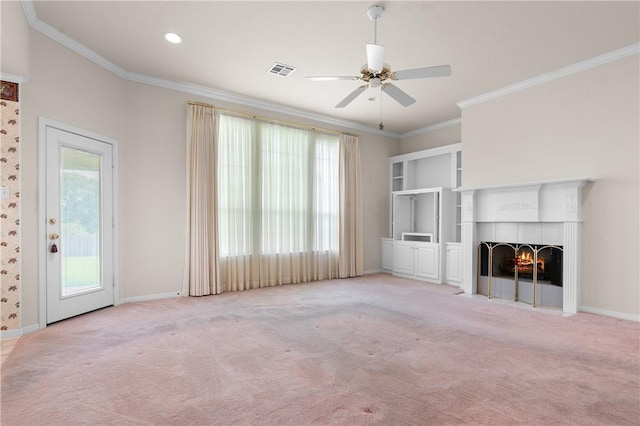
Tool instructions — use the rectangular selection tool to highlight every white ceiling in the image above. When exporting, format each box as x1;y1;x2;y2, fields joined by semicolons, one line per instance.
30;1;640;135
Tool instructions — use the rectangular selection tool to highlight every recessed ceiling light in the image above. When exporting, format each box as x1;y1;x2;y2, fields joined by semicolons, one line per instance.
164;32;182;44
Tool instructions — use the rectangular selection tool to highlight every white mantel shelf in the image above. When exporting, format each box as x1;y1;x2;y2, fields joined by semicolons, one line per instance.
453;177;594;193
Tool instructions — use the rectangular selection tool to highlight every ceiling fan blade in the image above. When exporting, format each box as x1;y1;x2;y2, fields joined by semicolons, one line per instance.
335;85;368;108
392;65;452;80
306;76;359;81
382;83;416;107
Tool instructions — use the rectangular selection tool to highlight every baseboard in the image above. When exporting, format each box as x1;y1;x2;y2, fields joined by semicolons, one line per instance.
364;269;383;275
1;323;41;340
579;305;640;322
118;291;182;305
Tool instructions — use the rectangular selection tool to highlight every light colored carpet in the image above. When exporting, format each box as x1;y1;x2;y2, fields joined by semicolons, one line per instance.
2;274;639;425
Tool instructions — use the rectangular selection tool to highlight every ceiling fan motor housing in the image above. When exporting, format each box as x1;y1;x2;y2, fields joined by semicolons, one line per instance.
360;66;393;82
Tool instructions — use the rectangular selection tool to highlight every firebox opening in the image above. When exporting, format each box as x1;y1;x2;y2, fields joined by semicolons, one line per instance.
478;242;563;308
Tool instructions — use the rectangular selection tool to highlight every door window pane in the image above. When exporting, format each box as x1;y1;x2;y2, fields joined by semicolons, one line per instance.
60;147;102;296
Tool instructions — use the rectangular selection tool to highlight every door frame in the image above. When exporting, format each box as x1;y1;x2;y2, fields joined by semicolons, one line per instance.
38;117;119;329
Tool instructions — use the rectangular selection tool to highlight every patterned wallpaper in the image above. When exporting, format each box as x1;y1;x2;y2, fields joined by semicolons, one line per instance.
1;81;20;331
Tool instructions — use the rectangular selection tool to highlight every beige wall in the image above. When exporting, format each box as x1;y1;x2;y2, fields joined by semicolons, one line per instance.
17;28;397;326
360;132;399;264
461;55;639;316
1;1;30;79
119;83;188;298
120;83;397;295
399;124;461;155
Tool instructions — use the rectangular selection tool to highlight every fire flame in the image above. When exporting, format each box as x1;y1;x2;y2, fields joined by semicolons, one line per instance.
515;251;545;272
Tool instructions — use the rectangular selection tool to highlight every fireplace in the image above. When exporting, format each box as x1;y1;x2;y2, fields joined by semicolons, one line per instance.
456;178;592;314
478;242;563;308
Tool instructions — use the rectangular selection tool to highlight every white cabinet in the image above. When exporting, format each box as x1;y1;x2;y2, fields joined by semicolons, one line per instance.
445;243;462;285
392;241;440;282
381;238;394;272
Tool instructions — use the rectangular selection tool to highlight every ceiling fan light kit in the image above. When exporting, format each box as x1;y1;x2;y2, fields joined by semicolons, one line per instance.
307;4;452;115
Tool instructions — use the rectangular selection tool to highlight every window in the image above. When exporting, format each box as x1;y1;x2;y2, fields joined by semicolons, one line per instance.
217;114;339;257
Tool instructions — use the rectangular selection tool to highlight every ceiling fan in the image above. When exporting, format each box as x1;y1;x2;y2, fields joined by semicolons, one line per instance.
307;5;452;109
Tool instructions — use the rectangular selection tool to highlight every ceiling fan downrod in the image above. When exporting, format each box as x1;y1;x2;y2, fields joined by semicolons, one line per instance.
367;5;384;44
366;5;385;73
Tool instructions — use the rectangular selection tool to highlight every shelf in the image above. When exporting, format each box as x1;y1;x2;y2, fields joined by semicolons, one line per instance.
392;187;444;196
402;232;433;242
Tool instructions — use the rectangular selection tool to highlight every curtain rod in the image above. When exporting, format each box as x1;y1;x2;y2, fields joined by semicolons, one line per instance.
187;101;361;139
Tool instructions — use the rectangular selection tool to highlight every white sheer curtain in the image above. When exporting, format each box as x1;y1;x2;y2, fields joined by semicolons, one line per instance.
217;114;340;290
183;104;221;296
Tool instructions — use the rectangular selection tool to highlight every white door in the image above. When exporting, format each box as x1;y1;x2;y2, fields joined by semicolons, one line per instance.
45;126;114;324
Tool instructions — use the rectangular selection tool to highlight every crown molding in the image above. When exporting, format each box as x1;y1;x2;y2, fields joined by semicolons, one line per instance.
22;0;128;78
399;117;461;139
458;43;640;109
20;0;400;138
124;71;402;138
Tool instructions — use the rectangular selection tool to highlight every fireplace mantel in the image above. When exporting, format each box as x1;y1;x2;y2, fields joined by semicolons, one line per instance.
455;177;593;313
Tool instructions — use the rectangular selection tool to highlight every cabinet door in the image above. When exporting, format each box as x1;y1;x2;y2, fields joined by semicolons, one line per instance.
415;243;439;281
393;242;414;276
446;245;462;283
381;240;394;272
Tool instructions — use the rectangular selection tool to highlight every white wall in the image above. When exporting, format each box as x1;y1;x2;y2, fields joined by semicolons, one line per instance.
461;55;639;317
1;1;30;79
18;28;398;327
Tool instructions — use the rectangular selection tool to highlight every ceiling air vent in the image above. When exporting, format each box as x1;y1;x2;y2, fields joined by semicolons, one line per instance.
267;63;296;77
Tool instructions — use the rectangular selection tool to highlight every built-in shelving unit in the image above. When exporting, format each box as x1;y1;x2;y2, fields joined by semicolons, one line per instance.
383;143;462;285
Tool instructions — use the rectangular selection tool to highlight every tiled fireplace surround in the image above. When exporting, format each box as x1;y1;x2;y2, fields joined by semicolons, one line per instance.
457;178;592;314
